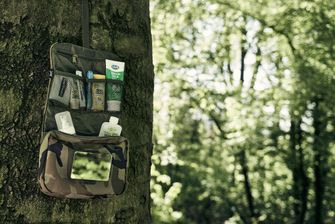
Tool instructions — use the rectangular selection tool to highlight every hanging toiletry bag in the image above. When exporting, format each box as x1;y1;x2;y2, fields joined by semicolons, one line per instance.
38;131;128;199
38;43;129;199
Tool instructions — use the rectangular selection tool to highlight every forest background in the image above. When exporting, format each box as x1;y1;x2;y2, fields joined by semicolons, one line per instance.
150;0;335;223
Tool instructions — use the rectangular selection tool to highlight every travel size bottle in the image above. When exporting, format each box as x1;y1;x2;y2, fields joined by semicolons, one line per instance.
99;116;122;137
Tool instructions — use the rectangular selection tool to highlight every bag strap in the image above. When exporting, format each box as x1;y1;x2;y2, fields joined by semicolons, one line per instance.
81;0;90;48
104;145;127;169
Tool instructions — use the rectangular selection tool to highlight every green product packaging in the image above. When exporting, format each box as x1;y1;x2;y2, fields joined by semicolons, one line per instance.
106;59;125;111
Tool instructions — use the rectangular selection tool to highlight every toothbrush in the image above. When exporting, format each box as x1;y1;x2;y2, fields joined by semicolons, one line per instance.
86;70;94;109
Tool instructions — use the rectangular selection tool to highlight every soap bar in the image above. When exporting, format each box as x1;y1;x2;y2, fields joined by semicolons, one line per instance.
55;111;75;134
49;76;71;105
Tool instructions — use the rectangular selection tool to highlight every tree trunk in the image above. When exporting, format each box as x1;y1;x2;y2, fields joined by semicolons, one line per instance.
296;120;309;224
239;26;247;85
312;99;328;224
290;119;309;224
238;23;256;222
0;0;154;223
240;151;255;221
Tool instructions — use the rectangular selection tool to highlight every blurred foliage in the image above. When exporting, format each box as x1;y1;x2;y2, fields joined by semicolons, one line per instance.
150;0;335;223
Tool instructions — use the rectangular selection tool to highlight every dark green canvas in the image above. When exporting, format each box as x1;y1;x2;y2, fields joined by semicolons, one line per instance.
42;43;122;137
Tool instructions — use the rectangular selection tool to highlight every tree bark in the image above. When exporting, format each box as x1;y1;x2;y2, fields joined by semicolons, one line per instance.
0;0;154;223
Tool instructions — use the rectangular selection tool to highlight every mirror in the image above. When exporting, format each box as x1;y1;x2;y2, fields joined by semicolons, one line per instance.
70;151;112;181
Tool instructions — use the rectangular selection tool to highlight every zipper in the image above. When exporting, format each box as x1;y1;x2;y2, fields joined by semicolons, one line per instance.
51;130;125;142
48;101;121;115
56;49;106;61
49;42;58;70
56;49;106;75
53;70;85;80
41;43;59;139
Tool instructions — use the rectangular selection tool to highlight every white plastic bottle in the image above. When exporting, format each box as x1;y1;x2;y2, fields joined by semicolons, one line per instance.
99;116;122;137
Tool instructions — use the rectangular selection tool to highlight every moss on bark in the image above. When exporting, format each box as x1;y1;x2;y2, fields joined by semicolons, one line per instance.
0;0;153;223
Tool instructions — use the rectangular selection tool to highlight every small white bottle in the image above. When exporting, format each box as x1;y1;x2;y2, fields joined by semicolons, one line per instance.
99;116;122;137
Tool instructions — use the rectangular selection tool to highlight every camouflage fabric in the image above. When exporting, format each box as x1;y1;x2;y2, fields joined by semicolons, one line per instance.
38;131;129;199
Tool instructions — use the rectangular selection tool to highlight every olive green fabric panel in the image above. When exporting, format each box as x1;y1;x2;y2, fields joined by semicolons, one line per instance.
45;104;113;135
51;43;120;74
43;43;122;136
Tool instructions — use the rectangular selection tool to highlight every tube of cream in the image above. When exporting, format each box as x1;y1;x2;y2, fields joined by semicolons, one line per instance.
76;70;86;109
69;78;80;109
92;74;105;111
105;59;125;111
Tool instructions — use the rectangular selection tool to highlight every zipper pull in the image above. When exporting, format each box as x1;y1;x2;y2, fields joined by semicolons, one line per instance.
72;54;78;64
